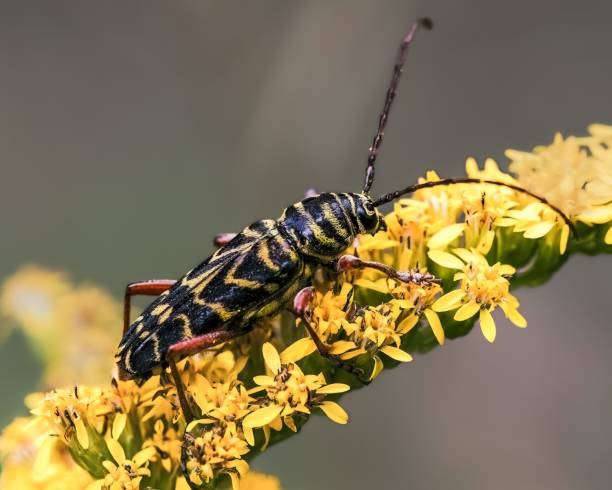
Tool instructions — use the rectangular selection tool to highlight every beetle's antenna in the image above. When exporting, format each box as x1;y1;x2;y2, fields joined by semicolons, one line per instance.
363;17;433;194
373;177;577;236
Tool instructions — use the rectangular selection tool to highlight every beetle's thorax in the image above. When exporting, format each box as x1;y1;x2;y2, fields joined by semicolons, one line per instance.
278;192;382;262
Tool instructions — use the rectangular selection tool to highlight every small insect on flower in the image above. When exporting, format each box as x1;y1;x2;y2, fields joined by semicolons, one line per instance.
112;16;576;487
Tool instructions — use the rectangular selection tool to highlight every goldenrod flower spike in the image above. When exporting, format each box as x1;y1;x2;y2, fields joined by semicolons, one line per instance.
0;124;610;489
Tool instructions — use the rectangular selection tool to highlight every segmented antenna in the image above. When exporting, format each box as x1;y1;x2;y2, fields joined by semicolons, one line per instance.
362;17;433;194
373;177;577;236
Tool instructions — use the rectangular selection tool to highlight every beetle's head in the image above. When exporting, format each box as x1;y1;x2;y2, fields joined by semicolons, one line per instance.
353;193;386;235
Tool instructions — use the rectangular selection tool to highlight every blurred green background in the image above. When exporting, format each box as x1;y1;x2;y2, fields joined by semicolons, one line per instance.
1;1;611;489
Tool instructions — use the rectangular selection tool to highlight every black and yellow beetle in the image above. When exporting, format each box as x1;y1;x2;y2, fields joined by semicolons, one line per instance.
115;17;573;422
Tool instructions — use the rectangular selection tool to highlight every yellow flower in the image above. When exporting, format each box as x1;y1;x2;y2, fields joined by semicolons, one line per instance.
142;419;181;473
307;284;353;343
351;277;443;348
506;130;612;227
29;386;114;452
182;425;250;490
185;349;249;385
243;343;349;432
0;265;70;337
0;265;122;386
188;376;254;441
240;471;282;490
430;248;526;342
0;417;93;489
87;439;156;490
47;287;122;386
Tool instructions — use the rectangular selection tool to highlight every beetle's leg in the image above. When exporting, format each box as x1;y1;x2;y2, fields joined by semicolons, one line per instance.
123;279;176;334
168;328;253;488
336;254;440;286
165;328;250;423
293;287;370;384
167;355;194;423
213;233;237;247
304;188;318;198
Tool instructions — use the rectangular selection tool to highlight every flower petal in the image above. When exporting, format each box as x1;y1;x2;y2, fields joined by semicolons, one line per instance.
85;481;104;490
252;375;275;387
454;300;480;321
106;437;126;465
578;204;612;224
477;230;495;254
428;223;465;249
243;426;255;446
432;289;465;312
280;337;316;363
111;413;127;440
33;436;55;476
243;405;283;429
318;401;348;424
340;348;367;360
353;278;390;294
74;418;89;450
380;345;413;362
370;356;384;380
452;248;478;264
560;224;570;254
605;225;612;245
424;308;445;345
523;221;555;239
262;342;281;374
186;418;216;432
101;461;117;473
428;250;465;269
502;305;527;328
134;446;157;466
397;314;419;334
229;472;240;490
479;308;496;342
317;383;351;394
329;340;358;355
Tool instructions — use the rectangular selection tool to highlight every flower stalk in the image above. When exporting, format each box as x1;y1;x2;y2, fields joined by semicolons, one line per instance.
1;124;611;489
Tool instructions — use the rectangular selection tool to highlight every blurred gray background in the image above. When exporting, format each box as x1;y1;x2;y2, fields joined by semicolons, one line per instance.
1;1;611;489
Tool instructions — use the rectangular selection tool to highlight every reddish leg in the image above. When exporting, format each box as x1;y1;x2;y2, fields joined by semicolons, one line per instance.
336;254;440;286
167;329;246;424
213;233;237;247
123;279;176;334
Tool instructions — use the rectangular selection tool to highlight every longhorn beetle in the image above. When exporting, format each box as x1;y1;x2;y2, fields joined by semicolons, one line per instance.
116;18;574;426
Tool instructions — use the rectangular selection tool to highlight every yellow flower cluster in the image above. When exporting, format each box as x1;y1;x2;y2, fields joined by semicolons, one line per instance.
0;265;122;386
507;124;612;234
0;125;610;489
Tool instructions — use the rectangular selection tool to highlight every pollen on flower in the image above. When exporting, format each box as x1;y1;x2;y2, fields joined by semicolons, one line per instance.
430;248;526;342
92;438;156;490
28;386;115;452
244;343;350;433
182;425;250;490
